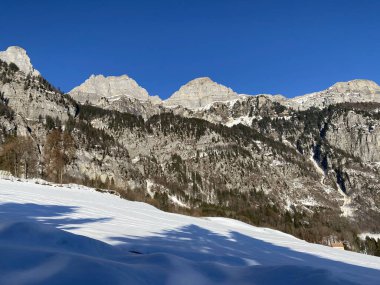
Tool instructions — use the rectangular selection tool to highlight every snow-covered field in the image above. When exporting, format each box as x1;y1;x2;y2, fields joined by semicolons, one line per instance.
0;178;379;285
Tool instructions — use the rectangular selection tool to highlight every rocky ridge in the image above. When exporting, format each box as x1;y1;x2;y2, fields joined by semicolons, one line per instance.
70;73;380;118
286;79;380;110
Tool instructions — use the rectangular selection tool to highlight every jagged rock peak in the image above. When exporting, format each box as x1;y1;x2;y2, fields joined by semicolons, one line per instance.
165;77;238;109
0;46;40;76
69;74;156;104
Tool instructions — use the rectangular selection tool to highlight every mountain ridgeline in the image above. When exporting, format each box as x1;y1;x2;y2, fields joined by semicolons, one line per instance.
1;46;380;256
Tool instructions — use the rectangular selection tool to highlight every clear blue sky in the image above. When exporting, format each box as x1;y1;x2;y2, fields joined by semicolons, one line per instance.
1;0;379;99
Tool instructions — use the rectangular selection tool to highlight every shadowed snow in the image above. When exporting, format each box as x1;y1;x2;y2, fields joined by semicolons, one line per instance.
0;178;379;285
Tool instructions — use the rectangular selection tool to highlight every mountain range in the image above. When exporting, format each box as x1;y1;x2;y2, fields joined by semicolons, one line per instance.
1;46;380;255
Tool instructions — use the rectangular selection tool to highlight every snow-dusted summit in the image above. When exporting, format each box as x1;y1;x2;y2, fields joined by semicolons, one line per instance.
164;77;239;109
0;46;40;76
69;74;161;105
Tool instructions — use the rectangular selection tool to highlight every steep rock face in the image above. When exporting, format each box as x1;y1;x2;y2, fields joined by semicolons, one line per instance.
0;46;40;76
325;110;380;162
164;77;238;109
286;80;380;110
0;59;75;124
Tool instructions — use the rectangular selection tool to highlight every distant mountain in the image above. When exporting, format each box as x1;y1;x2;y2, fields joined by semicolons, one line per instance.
69;74;162;119
69;74;162;104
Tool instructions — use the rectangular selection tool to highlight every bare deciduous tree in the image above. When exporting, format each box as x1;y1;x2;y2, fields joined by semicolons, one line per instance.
0;136;38;178
44;130;75;183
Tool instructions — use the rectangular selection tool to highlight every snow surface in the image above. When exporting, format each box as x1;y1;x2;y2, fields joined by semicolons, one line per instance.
0;178;379;285
226;115;254;127
308;154;353;215
359;233;380;240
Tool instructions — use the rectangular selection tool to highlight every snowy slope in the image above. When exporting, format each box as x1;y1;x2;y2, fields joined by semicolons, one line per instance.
0;178;379;285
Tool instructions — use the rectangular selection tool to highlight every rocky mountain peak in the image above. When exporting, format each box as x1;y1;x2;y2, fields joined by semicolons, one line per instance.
0;46;40;76
286;79;380;110
69;74;155;104
164;77;238;109
186;77;214;84
328;79;380;94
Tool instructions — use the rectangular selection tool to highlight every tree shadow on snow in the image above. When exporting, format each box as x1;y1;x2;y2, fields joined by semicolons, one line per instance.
111;224;380;285
1;201;379;284
0;202;112;230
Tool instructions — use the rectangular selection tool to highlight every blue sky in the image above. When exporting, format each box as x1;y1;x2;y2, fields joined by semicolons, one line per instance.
1;0;379;99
